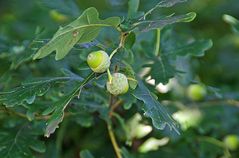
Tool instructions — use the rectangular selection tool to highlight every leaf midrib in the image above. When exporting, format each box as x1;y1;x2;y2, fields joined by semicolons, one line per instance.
6;125;26;157
51;23;116;41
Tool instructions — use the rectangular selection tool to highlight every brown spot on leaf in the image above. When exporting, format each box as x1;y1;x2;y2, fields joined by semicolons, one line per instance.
73;31;79;37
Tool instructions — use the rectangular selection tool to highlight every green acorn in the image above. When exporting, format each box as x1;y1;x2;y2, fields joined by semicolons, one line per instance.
87;50;110;73
107;73;129;95
224;135;239;151
187;84;207;101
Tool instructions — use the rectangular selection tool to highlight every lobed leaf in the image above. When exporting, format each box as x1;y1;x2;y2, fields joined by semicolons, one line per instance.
70;99;109;126
143;29;213;85
145;56;176;85
0;76;80;107
0;125;45;158
44;72;95;137
132;79;179;134
136;12;196;32
122;0;189;32
140;0;187;20
33;7;120;60
164;39;213;57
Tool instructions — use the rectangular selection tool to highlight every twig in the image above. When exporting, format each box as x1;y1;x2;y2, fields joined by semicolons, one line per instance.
107;122;122;158
107;95;122;158
109;99;123;117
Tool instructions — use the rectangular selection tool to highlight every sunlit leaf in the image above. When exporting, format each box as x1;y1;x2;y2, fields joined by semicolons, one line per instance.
33;7;120;60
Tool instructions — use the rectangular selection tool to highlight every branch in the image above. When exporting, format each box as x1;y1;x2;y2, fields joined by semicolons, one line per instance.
107;123;122;158
109;99;123;117
107;95;122;158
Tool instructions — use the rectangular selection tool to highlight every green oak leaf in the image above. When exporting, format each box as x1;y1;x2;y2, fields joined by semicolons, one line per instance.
145;56;176;85
70;99;109;127
122;0;188;32
33;7;120;60
164;39;213;57
136;12;196;32
45;72;95;137
0;125;45;158
132;79;179;134
0;76;81;107
141;0;187;20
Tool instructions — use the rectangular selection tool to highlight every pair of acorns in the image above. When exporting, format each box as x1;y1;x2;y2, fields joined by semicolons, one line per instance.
87;50;129;96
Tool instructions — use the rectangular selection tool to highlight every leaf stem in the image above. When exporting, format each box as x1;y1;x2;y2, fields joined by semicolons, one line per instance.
109;32;128;60
109;47;120;60
154;29;161;56
107;68;113;83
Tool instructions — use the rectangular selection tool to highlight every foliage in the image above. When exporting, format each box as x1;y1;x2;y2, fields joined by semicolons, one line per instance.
0;123;45;158
33;7;120;60
0;0;239;158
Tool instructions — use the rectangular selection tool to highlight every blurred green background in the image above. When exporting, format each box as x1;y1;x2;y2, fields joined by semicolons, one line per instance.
0;0;239;158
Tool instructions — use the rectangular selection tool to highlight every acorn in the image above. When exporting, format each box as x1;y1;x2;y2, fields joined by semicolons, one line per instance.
187;84;207;101
87;50;110;73
107;73;129;95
